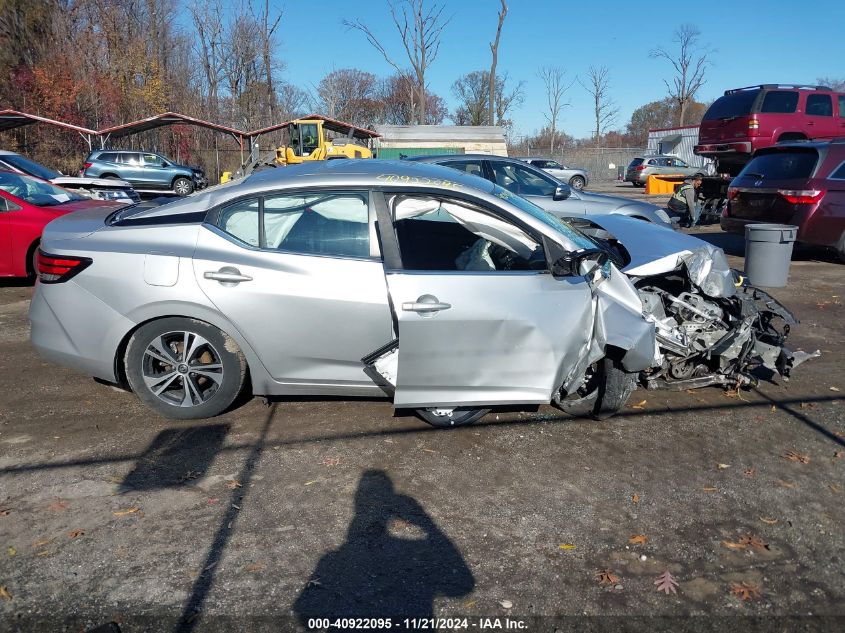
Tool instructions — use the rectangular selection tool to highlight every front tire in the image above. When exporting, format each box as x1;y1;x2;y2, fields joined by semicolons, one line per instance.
173;177;194;196
125;318;247;419
569;175;586;190
555;358;637;420
415;407;490;428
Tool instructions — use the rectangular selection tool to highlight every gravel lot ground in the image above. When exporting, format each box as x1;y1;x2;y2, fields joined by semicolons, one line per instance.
0;205;843;632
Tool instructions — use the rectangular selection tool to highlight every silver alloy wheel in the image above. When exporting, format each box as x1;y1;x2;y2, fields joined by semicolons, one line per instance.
141;330;224;408
174;178;191;195
570;176;586;190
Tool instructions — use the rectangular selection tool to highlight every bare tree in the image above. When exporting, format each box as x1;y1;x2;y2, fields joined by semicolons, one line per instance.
488;0;507;126
252;0;283;119
579;65;619;147
344;0;450;125
650;24;710;126
189;0;226;116
538;66;573;154
817;76;845;91
314;68;382;125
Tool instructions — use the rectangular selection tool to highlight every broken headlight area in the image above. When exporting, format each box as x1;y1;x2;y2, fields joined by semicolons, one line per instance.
638;278;816;391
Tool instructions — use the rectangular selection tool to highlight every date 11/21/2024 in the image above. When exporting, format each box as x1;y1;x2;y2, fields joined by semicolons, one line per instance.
307;617;528;630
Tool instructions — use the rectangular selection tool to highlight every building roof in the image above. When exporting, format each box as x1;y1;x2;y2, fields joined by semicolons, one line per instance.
0;109;98;135
246;114;380;139
375;125;506;143
98;112;245;139
648;124;701;134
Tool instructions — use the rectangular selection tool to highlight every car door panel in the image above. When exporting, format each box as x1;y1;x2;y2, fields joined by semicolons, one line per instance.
194;227;393;386
0;197;11;275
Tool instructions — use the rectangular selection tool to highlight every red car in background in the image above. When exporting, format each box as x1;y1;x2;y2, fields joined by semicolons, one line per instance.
0;171;121;279
722;139;845;261
695;84;845;175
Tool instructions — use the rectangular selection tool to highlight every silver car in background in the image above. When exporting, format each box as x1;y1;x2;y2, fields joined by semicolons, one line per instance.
407;154;673;227
516;157;588;190
624;154;701;187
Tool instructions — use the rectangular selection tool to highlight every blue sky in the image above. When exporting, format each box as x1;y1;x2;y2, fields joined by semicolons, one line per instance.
263;0;845;138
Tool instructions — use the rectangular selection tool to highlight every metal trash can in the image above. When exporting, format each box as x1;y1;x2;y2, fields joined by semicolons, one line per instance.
744;224;798;287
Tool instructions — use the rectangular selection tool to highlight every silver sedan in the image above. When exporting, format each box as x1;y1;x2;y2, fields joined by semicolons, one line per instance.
30;160;802;426
516;157;588;190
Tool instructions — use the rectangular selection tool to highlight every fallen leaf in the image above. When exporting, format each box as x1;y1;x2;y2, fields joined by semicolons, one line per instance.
207;498;219;504
32;538;53;548
225;480;242;489
830;387;841;392
717;463;730;470
830;484;842;493
628;534;648;545
421;448;436;453
321;457;341;467
631;400;647;409
0;508;10;517
113;506;140;517
721;539;747;550
631;493;640;504
48;500;68;512
306;578;322;588
777;479;797;489
596;569;620;586
834;451;843;459
558;543;576;550
703;486;718;492
7;546;16;557
770;405;777;413
782;451;810;464
654;570;679;595
759;517;778;525
722;534;769;551
68;529;84;539
245;562;264;572
730;581;762;601
744;468;755;477
499;599;513;609
0;586;10;601
464;600;477;608
36;550;51;557
304;481;317;486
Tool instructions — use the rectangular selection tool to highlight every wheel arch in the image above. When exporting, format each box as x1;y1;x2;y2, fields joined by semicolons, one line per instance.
25;238;40;277
113;310;265;394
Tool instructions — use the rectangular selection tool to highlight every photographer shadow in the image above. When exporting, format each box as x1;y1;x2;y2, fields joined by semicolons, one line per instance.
294;470;474;626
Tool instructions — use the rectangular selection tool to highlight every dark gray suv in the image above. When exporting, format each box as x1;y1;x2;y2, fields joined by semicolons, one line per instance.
83;150;204;196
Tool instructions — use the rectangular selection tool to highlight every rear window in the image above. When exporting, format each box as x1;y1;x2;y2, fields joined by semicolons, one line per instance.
628;158;643;167
739;149;819;180
0;154;60;180
97;153;118;162
760;91;798;113
703;90;760;120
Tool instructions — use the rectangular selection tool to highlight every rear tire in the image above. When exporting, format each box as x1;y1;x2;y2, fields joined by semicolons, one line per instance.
415;407;490;428
125;317;247;419
569;175;586;190
837;232;845;264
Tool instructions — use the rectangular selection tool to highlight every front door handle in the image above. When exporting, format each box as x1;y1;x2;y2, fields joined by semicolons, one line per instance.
204;267;253;284
401;294;451;314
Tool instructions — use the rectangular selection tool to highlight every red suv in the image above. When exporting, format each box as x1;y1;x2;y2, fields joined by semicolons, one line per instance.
721;139;845;261
695;84;845;174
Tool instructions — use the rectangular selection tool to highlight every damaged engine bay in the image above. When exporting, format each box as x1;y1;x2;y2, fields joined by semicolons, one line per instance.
579;216;818;394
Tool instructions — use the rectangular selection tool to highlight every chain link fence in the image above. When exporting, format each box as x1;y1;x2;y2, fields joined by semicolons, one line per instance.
513;147;648;182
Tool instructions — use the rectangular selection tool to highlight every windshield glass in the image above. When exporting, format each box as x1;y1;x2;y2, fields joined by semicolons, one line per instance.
703;90;760;120
490;184;597;250
1;154;61;180
0;172;86;206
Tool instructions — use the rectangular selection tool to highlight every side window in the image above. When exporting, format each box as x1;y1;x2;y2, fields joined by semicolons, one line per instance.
264;191;369;258
217;197;260;246
675;158;689;167
761;91;799;113
839;96;845;118
446;159;485;178
830;162;845;180
490;162;556;196
99;152;117;162
143;153;163;166
647;159;657;166
806;94;833;116
391;195;545;273
121;153;142;166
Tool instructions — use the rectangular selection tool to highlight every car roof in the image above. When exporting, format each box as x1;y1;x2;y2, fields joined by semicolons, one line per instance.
407;153;526;164
126;159;499;220
0;150;18;156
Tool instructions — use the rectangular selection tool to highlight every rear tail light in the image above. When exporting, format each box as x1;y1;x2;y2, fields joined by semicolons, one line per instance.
36;250;92;284
632;164;646;171
747;117;760;130
727;187;740;200
83;162;92;169
777;189;825;205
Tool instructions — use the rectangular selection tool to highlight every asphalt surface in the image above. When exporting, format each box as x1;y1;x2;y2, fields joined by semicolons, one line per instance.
1;196;843;632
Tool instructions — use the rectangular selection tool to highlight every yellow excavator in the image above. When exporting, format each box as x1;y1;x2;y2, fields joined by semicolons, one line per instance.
275;117;374;164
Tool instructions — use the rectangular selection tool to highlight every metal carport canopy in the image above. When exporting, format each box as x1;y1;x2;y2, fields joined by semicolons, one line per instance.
97;111;247;149
0;109;99;149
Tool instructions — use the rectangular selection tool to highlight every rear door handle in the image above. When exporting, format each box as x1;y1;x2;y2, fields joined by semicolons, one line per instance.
204;268;253;284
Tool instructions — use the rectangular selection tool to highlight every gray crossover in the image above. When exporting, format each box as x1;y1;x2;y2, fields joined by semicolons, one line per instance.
30;160;805;426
